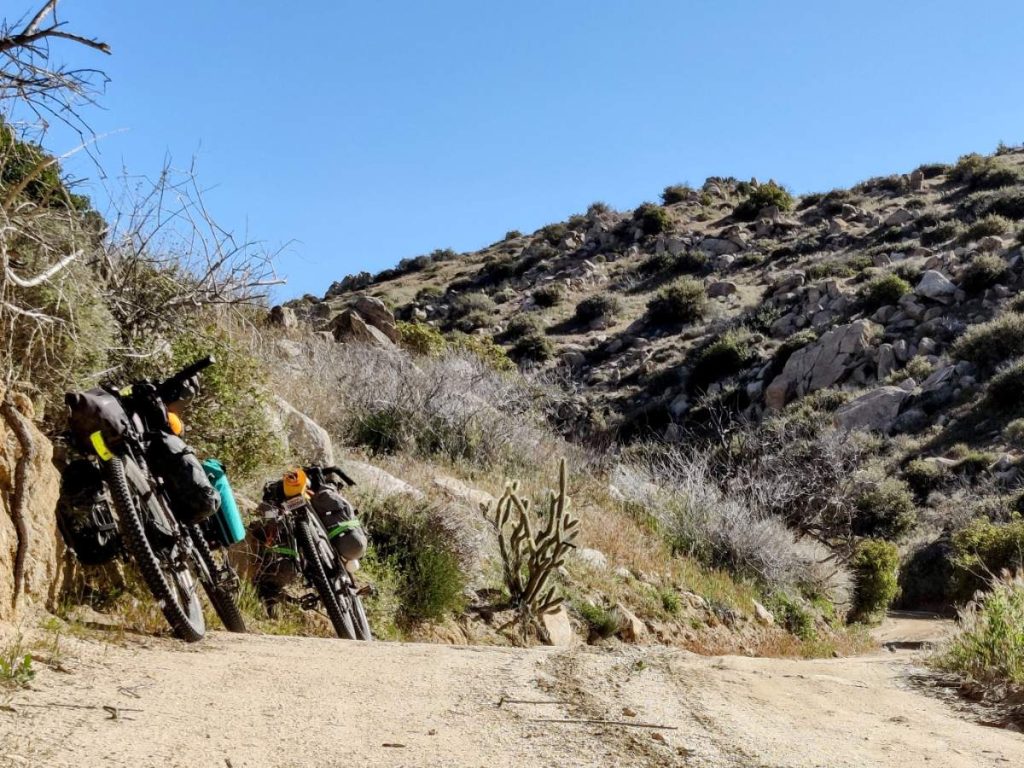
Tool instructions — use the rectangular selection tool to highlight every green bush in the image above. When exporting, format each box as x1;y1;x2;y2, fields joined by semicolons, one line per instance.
805;260;856;280
634;203;672;236
351;408;409;455
511;329;554;363
415;285;445;302
935;572;1024;685
951;518;1024;601
987;358;1024;412
504;229;523;241
362;497;468;624
920;221;962;247
396;321;446;357
449;292;496;319
958;214;1011;244
961;254;1008;293
962;188;1024;221
951;313;1024;376
640;249;707;277
853;479;918;540
456;309;492;332
0;125;69;206
532;283;564;308
951;154;1024;191
577;602;618;639
574;294;622;324
850;539;901;624
859;273;912;311
447;332;515;372
538;223;568;246
500;314;542;342
767;592;816;641
903;459;944;499
646;277;708;325
169;329;284;481
1003;418;1024;448
916;162;950;179
690;330;754;391
661;184;692;205
733;181;795;222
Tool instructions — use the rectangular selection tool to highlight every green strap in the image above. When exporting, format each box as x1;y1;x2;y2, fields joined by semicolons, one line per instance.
269;546;298;558
327;518;361;539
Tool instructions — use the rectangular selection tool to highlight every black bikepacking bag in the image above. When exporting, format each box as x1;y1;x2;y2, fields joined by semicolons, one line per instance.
56;459;120;565
65;388;131;456
146;432;219;524
310;488;366;562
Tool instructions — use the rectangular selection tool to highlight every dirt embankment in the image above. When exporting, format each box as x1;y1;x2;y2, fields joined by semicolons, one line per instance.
1;616;1020;768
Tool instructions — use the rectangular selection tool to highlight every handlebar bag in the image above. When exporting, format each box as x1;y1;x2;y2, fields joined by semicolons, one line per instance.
146;432;219;524
65;388;131;454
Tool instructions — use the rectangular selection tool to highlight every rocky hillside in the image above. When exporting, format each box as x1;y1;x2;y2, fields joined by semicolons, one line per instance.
293;147;1024;447
286;146;1024;612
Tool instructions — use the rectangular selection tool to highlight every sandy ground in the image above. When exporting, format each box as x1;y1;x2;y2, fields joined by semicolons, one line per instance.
0;617;1019;768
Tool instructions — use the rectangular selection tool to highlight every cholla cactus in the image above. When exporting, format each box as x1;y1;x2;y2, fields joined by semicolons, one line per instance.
487;458;580;627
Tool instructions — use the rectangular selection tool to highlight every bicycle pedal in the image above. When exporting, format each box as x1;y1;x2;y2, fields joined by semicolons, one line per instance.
356;584;376;597
298;593;320;610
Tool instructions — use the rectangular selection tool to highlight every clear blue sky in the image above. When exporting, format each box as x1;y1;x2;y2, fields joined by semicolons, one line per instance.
36;1;1024;299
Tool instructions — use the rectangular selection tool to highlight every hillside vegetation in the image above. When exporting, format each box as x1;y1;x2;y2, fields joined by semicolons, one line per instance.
303;145;1024;631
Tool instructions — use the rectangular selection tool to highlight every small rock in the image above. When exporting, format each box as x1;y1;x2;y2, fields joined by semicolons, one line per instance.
540;606;575;647
576;548;608;570
753;600;775;626
622;707;638;718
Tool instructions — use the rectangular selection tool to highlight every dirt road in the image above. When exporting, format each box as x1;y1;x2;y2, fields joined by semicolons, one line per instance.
1;619;1020;768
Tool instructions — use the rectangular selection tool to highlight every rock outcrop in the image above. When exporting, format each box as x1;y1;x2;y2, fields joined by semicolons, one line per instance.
1;395;63;620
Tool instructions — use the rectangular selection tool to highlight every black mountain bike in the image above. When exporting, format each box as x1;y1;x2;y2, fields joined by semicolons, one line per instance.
64;356;246;641
257;468;372;641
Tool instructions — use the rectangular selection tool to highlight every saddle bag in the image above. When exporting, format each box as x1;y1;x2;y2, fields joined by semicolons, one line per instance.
56;459;120;565
147;432;219;524
65;388;131;456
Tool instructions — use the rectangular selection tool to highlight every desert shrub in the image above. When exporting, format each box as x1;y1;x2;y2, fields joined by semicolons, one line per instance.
396;321;446;356
447;332;515;372
859;273;911;311
903;459;944;499
500;314;541;342
640;249;707;278
935;571;1024;685
397;254;432;273
0;126;69;206
613;452;850;601
661;184;692;205
511;329;554;363
690;330;755;391
961;254;1008;293
958;214;1011;244
361;496;470;624
415;285;444;303
987;358;1024;412
951;313;1024;375
634;203;672;236
169;328;284;480
577;602;618;639
456;309;491;332
798;192;823;210
767;592;816;640
587;201;611;216
916;162;950;179
733;181;795;222
850;539;900;624
951;154;1024;191
538;223;568;246
920;221;962;246
1003;418;1024;448
805;260;856;280
504;229;523;241
476;258;517;285
646;277;708;325
274;342;553;470
449;292;495;320
574;294;622;324
951;518;1024;600
532;283;564;308
852;479;917;540
962;188;1024;221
